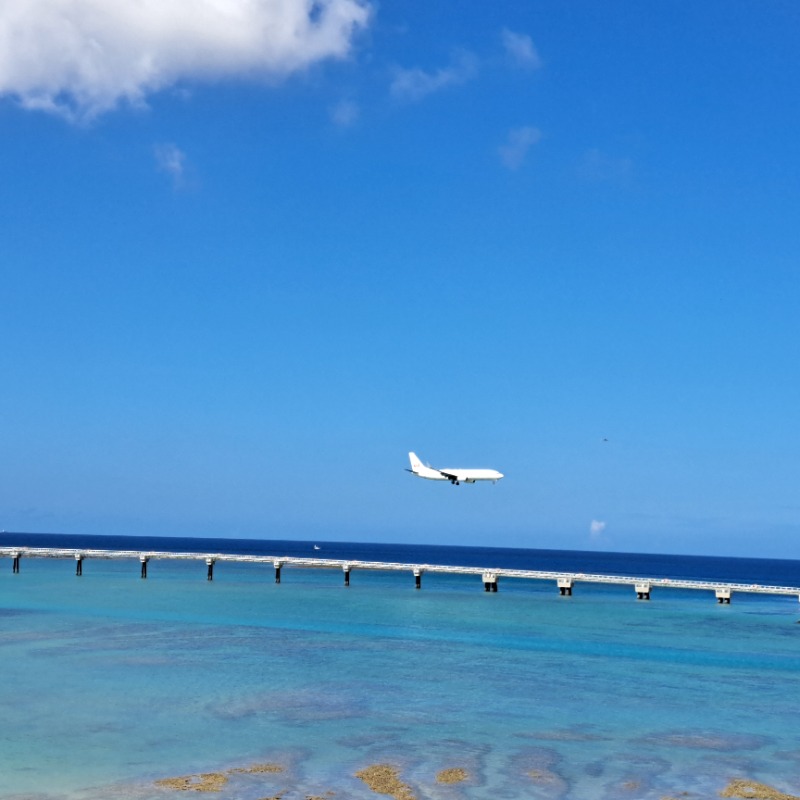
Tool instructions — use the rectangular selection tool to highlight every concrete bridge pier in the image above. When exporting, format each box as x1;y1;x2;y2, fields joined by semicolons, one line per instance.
557;578;573;596
206;558;215;581
635;582;651;600
140;556;149;579
716;587;732;604
75;554;83;576
414;567;422;589
12;552;20;573
274;561;282;584
343;564;351;587
482;571;498;592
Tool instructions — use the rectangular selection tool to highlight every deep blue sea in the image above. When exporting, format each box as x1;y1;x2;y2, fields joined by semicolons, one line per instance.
2;532;799;799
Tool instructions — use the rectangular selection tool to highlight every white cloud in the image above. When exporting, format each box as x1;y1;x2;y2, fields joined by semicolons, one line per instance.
578;148;634;183
0;0;371;121
498;125;541;170
390;50;478;102
154;142;187;187
501;28;542;69
330;98;359;127
589;520;607;538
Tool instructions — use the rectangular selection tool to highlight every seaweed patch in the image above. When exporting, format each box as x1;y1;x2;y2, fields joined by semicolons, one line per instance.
720;778;800;800
355;764;416;800
155;761;285;792
436;768;469;784
155;772;229;792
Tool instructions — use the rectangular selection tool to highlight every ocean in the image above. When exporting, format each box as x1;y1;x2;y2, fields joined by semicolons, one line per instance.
1;532;799;800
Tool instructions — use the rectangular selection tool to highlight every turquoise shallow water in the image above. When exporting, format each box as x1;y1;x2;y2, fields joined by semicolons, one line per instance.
2;549;800;799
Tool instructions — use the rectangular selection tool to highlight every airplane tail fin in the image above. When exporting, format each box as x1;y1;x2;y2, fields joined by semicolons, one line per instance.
408;452;424;473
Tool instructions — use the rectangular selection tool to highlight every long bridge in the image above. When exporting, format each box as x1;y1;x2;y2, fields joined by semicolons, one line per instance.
3;545;799;604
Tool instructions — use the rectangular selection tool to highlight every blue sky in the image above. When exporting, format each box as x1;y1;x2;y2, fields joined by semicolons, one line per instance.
1;1;798;558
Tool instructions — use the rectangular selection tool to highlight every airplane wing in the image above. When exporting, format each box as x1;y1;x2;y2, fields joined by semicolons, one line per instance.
439;470;470;484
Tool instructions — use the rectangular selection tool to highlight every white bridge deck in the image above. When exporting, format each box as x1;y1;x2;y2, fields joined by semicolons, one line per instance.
2;545;799;602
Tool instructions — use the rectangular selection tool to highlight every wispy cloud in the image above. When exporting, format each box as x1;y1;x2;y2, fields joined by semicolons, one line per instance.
577;148;634;183
390;50;478;102
501;28;542;69
330;99;359;127
0;0;371;122
499;126;541;170
589;519;607;538
154;143;187;188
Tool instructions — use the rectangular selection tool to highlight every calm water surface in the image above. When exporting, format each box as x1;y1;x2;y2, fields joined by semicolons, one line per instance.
1;534;799;799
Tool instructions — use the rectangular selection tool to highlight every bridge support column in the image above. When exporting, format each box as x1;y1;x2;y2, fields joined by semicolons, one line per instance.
635;582;651;600
206;558;215;581
716;588;732;604
343;565;351;587
140;556;149;579
482;572;498;592
557;578;573;596
274;561;282;584
75;554;83;576
414;568;422;589
12;552;20;573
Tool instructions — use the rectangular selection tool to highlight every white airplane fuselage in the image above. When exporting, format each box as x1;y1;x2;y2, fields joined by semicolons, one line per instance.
407;452;504;485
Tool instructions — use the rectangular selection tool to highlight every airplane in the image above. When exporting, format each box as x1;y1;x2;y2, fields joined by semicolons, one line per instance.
406;452;504;485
